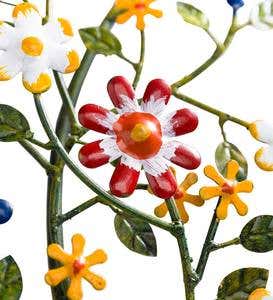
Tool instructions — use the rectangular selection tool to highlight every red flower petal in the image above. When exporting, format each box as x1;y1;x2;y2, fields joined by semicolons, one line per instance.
107;76;135;109
143;79;171;105
78;104;112;134
110;162;140;197
167;108;198;136
79;140;110;168
146;170;177;199
168;143;201;170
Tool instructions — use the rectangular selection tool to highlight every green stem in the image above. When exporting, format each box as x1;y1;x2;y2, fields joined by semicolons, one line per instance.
171;16;241;90
19;140;57;173
195;199;221;284
34;94;173;233
211;237;241;252
172;90;250;129
205;29;222;48
132;30;145;89
117;52;137;68
166;199;197;300
27;137;52;150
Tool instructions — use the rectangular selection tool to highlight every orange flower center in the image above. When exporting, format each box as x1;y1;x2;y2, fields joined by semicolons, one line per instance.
221;182;235;194
113;112;162;160
73;259;85;275
135;3;146;10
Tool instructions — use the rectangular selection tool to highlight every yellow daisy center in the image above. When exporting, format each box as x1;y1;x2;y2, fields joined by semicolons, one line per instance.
130;123;151;142
21;36;44;56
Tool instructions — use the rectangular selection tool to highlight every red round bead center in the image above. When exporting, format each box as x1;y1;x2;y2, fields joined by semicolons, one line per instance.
221;182;235;195
73;259;85;275
113;112;162;160
135;3;146;10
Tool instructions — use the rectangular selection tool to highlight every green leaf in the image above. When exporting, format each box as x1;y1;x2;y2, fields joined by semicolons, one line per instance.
114;214;157;257
240;215;273;253
215;142;248;181
79;27;122;56
0;256;23;300
0;104;32;142
217;268;269;300
177;2;209;30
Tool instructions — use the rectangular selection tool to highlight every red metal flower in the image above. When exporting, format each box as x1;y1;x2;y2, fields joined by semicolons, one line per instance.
78;76;201;199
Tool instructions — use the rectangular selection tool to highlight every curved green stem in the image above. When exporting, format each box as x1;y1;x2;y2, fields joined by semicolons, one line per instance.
172;90;250;129
211;237;240;252
132;30;145;89
171;15;245;90
27;137;52;150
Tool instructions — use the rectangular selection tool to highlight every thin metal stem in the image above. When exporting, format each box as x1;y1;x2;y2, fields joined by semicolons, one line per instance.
132;30;145;89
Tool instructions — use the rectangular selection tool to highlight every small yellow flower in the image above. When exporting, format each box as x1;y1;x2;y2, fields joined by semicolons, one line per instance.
45;234;107;300
249;288;272;300
115;0;163;31
154;170;204;223
199;160;254;220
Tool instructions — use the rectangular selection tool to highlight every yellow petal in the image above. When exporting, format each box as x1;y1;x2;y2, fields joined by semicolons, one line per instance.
248;288;270;300
83;270;106;290
154;202;168;218
45;266;70;287
216;195;231;220
72;234;85;258
58;18;73;37
235;180;254;193
230;194;248;217
12;2;39;18
67;276;83;300
249;122;259;141
199;186;222;200
47;244;72;265
226;160;239;180
175;200;189;223
255;147;273;171
23;72;51;94
85;249;107;267
116;11;133;24
65;50;80;73
180;172;198;191
204;165;225;185
183;194;204;207
136;14;145;30
146;8;163;18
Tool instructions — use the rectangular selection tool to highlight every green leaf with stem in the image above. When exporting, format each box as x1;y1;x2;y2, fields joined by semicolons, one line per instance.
0;104;32;142
0;256;23;300
79;27;122;56
217;268;269;300
240;215;273;253
177;2;209;30
215;141;248;181
114;214;157;256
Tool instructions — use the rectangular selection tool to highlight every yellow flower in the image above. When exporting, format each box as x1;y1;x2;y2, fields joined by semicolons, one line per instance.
115;0;163;31
154;170;204;223
249;288;272;300
199;160;253;220
45;234;107;300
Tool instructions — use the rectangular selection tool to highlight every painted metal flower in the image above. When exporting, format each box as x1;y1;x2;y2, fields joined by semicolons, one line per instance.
78;76;201;199
45;234;107;300
249;120;273;171
199;160;253;220
249;288;273;300
0;2;80;94
115;0;163;31
154;171;204;223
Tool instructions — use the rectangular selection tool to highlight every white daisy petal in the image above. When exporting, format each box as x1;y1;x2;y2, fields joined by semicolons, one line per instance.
22;59;51;94
142;154;169;177
0;22;14;50
116;95;139;114
121;154;142;171
0;51;22;81
250;120;273;144
44;18;74;44
12;3;41;27
48;44;79;74
100;138;122;162
141;95;166;116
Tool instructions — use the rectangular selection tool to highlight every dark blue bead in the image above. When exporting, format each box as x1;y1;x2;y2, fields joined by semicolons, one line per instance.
0;199;13;224
227;0;244;9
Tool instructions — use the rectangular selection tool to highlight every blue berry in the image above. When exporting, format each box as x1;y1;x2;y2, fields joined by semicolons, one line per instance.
227;0;244;10
0;199;13;224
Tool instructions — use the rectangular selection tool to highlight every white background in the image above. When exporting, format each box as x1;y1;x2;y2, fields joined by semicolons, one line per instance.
0;0;273;299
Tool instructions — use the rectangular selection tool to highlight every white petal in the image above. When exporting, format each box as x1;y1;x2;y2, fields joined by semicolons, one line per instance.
117;95;139;114
263;297;273;300
141;95;167;116
13;3;41;27
0;22;14;50
121;154;142;171
44;18;74;44
100;138;122;162
142;154;169;177
0;51;22;80
250;120;273;144
255;146;273;170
